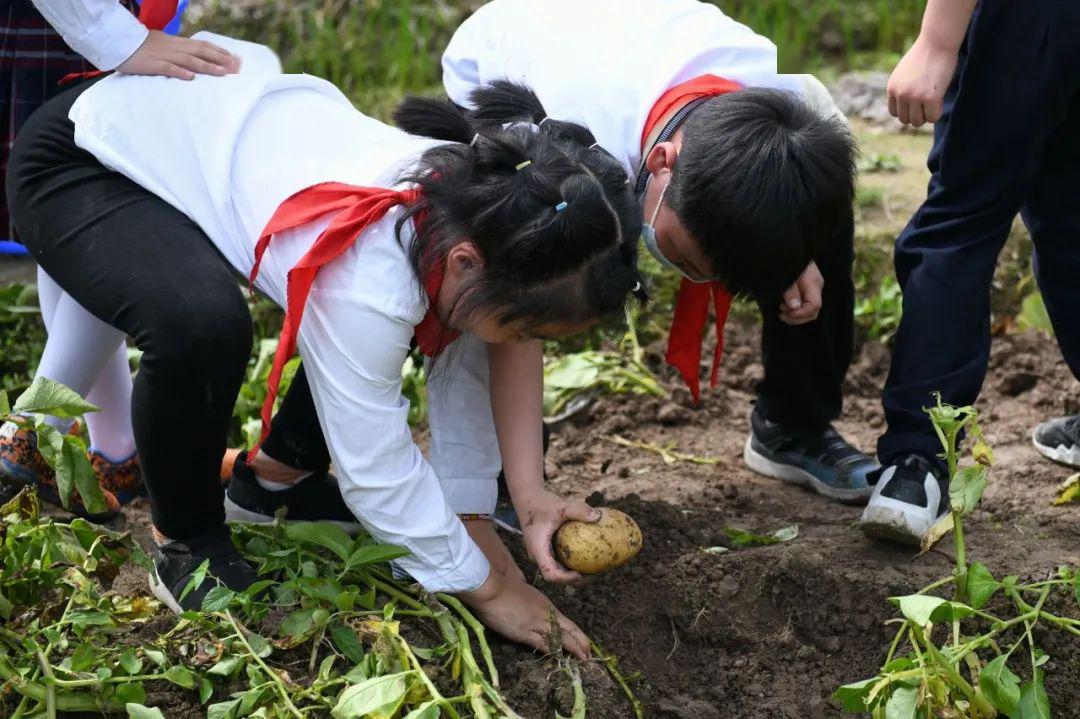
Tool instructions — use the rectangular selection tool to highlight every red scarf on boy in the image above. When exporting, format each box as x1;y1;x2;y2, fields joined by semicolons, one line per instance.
248;182;457;451
641;74;741;403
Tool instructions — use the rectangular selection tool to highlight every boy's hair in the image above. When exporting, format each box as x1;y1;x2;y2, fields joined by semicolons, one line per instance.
666;87;856;297
392;80;645;337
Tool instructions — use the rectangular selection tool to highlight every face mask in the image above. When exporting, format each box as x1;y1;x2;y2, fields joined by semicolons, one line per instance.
639;177;686;276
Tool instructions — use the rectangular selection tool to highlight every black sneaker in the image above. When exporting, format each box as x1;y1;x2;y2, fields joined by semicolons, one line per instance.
149;525;259;613
860;454;947;545
743;409;878;504
1032;415;1080;469
223;452;362;534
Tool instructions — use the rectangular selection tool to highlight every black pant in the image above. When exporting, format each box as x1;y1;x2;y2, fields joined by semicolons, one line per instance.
879;0;1080;465
754;209;855;428
7;79;253;540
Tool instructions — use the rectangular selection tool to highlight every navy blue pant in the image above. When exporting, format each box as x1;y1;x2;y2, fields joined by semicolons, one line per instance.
879;0;1080;465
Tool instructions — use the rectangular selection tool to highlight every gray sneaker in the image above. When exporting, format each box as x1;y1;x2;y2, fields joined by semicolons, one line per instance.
1032;415;1080;469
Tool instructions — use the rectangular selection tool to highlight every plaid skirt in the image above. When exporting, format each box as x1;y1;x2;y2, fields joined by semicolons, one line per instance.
0;0;138;241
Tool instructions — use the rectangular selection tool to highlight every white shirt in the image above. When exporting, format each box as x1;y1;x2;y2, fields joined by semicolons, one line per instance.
32;0;149;71
443;0;840;179
67;34;496;593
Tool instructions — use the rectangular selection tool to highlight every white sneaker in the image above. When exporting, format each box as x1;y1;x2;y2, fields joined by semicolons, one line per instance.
1032;415;1080;469
860;455;947;546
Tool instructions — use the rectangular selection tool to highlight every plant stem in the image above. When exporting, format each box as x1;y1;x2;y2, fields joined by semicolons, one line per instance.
224;610;304;719
437;593;499;688
591;640;645;719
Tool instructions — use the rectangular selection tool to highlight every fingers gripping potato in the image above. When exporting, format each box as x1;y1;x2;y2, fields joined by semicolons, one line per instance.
554;508;642;574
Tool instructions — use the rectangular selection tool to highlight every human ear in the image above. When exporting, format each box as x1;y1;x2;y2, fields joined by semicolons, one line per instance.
644;141;678;177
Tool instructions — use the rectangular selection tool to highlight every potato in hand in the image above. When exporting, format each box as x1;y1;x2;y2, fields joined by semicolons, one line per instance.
554;508;642;574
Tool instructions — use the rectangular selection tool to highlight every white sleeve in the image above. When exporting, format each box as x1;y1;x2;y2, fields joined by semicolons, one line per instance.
441;10;491;109
297;287;490;593
425;333;501;515
31;0;148;71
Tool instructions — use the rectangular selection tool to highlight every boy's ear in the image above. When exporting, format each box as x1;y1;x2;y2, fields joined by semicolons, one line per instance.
644;141;678;176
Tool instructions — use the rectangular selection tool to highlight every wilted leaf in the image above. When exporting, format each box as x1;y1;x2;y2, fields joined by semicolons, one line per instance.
126;705;166;719
1052;474;1079;506
14;377;100;417
331;672;411;719
701;546;729;555
950;465;988;516
722;525;798;548
208;655;245;679
285;522;354;562
979;656;1021;717
890;595;973;626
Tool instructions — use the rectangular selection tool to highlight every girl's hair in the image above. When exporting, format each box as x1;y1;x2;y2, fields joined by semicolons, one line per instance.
391;80;645;337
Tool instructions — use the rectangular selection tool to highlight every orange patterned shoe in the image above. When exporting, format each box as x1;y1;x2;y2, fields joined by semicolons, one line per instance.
89;450;144;505
0;423;121;522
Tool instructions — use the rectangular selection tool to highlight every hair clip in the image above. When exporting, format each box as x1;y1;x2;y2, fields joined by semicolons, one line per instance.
469;133;480;147
515;160;532;171
538;117;550;127
555;201;568;212
632;281;642;292
589;142;600;149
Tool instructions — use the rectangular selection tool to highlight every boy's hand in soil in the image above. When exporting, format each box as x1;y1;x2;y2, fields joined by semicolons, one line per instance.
465;518;526;583
779;260;823;326
459;569;591;659
118;31;241;81
516;489;600;584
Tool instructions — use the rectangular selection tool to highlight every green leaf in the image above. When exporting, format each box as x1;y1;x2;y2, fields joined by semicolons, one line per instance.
144;649;166;668
403;702;440;719
280;608;317;641
115;684;147;706
1052;474;1079;506
206;698;242;719
346;543;411;568
885;685;918;719
950;465;988;516
0;589;12;621
64;435;108;515
966;562;1001;609
331;672;411;719
70;643;97;672
208;655;245;678
200;585;235;612
979;655;1021;718
329;621;366;664
890;595;973;626
722;525;799;548
1018;671;1050;719
200;678;213;704
164;665;199;690
68;609;114;630
0;389;10;415
119;648;143;675
833;677;879;712
178;559;210;603
14;377;100;417
245;631;273;658
284;521;354;561
126;705;166;719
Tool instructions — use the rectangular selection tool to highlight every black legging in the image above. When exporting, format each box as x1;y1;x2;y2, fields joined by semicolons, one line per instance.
7;78;253;540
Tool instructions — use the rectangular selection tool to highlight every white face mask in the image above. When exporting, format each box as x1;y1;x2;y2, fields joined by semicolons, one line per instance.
640;175;709;282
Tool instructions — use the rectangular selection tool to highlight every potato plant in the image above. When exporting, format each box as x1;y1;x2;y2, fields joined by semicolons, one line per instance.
835;396;1080;718
0;380;641;718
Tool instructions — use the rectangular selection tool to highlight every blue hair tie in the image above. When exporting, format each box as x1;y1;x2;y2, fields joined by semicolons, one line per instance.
555;201;568;212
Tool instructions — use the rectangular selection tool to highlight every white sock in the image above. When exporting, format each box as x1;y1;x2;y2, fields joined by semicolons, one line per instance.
35;269;135;459
255;473;309;492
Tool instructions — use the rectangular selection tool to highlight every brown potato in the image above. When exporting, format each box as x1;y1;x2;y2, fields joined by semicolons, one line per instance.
554;508;643;574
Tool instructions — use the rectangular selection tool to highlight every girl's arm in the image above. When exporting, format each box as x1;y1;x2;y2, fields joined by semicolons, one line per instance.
31;0;239;77
887;0;977;126
487;340;600;583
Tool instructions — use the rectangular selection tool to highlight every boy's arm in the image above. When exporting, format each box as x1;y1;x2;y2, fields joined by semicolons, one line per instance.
31;0;238;77
487;340;600;583
888;0;977;127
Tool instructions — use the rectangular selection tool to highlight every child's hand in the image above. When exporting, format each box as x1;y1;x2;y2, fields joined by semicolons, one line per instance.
515;490;600;584
458;570;591;659
887;35;959;127
779;260;823;326
118;31;241;81
464;518;526;583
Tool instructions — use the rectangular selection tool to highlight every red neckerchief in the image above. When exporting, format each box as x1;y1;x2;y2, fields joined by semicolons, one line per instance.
642;74;741;403
248;181;458;452
60;0;180;84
